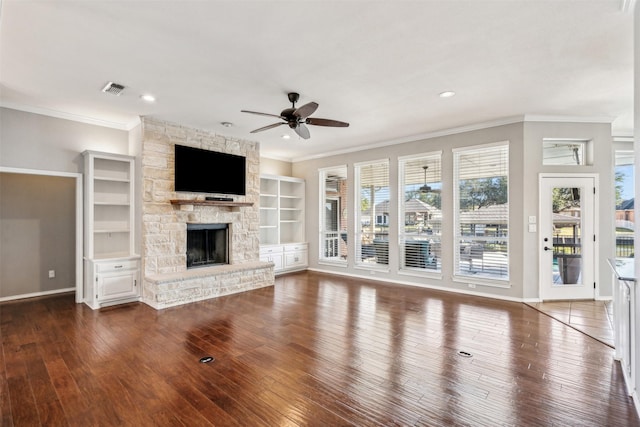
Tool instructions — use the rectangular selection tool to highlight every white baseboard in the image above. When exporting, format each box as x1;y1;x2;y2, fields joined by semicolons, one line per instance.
0;287;75;303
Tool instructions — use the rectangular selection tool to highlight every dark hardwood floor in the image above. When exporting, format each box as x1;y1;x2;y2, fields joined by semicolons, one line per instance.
2;271;639;426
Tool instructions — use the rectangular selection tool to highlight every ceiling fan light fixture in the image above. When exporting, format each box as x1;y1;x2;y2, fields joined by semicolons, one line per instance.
221;121;233;128
241;92;349;140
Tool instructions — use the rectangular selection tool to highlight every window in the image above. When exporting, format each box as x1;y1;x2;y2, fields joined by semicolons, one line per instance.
398;153;442;273
615;148;634;258
543;139;589;166
454;143;509;281
355;160;389;267
319;166;348;264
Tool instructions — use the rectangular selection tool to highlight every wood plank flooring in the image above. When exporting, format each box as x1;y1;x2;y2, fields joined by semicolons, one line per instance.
1;271;639;426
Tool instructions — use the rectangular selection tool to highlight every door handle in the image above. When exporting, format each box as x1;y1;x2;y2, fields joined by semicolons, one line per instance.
544;246;552;251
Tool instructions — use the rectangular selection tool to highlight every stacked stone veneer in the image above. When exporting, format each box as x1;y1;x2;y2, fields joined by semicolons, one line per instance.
140;117;274;309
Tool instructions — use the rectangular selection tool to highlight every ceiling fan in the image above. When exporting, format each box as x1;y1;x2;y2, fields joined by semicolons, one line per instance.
419;166;441;194
241;92;349;139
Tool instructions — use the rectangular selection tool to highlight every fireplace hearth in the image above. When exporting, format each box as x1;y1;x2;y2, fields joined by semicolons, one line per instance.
186;223;229;268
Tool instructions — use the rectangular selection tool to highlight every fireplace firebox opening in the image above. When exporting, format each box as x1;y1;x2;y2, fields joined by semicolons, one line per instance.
186;223;229;268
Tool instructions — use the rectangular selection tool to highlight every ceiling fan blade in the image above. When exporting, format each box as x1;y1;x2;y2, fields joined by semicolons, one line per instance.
294;123;311;139
306;117;349;127
293;102;318;119
241;110;284;120
250;122;285;133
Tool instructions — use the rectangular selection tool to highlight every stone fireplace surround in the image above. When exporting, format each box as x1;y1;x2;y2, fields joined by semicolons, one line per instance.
140;118;274;309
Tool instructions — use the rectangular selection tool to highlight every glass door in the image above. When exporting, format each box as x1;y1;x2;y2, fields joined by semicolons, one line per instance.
539;176;595;300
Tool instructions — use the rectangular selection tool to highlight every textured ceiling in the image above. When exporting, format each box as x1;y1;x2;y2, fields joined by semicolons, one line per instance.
0;1;634;161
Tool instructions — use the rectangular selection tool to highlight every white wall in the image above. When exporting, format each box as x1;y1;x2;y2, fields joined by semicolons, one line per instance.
633;1;640;409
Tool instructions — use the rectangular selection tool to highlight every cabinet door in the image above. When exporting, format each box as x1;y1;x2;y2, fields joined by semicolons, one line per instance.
260;252;284;271
284;250;308;269
98;270;138;301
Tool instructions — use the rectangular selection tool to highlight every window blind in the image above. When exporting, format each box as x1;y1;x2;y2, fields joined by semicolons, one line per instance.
319;166;348;263
453;143;509;280
398;153;441;272
355;160;390;267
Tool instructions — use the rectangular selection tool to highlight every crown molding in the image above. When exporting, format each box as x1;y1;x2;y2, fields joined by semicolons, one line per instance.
291;116;526;163
0;102;139;131
522;114;616;124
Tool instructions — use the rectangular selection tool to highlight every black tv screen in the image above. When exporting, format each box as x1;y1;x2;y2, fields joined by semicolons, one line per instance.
174;145;246;195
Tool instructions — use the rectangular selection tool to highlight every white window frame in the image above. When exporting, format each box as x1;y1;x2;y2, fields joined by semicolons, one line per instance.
398;151;443;277
318;166;348;266
453;142;510;286
354;159;390;270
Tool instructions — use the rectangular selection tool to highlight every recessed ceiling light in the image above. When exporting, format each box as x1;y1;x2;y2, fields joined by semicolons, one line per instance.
281;134;290;139
140;94;156;103
439;91;456;98
221;122;233;128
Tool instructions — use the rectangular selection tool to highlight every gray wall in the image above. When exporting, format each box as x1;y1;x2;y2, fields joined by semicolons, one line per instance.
0;173;75;297
260;157;292;176
0;108;130;298
522;121;614;299
0;108;130;172
294;120;614;301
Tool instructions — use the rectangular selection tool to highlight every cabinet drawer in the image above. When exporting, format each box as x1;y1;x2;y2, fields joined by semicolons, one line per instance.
284;243;307;252
96;260;138;272
260;246;283;255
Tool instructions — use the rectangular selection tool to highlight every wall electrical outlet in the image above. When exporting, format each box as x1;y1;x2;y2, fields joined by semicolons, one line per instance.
48;270;55;279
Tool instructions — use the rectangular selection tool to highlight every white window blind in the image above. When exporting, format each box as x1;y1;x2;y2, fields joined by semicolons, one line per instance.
454;143;509;280
319;166;348;263
543;139;588;166
398;153;441;272
355;160;389;267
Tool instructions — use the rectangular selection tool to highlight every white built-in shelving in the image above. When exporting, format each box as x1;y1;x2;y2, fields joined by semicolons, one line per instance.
259;174;307;273
83;150;140;309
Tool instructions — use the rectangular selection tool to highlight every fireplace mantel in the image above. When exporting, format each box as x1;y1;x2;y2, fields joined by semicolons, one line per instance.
170;199;254;208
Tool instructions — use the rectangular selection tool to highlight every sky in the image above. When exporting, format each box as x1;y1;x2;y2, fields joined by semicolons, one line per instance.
617;164;635;201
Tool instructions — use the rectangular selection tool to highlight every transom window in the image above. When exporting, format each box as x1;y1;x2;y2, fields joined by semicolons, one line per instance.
543;139;589;166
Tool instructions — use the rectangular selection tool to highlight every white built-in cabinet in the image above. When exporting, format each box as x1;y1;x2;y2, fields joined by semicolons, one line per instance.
259;174;307;273
83;150;140;309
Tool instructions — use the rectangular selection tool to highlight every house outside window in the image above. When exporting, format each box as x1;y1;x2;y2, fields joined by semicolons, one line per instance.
319;166;348;264
453;143;509;281
615;148;634;258
398;153;442;273
355;160;390;267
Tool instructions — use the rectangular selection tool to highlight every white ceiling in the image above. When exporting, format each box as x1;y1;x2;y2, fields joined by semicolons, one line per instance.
0;1;634;162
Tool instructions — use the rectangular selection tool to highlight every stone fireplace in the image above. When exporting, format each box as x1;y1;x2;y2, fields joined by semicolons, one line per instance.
139;118;274;309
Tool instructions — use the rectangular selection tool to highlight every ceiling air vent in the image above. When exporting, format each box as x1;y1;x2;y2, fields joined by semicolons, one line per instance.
101;82;126;96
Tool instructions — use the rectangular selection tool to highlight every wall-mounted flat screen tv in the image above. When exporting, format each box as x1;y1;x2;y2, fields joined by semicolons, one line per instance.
174;144;246;196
